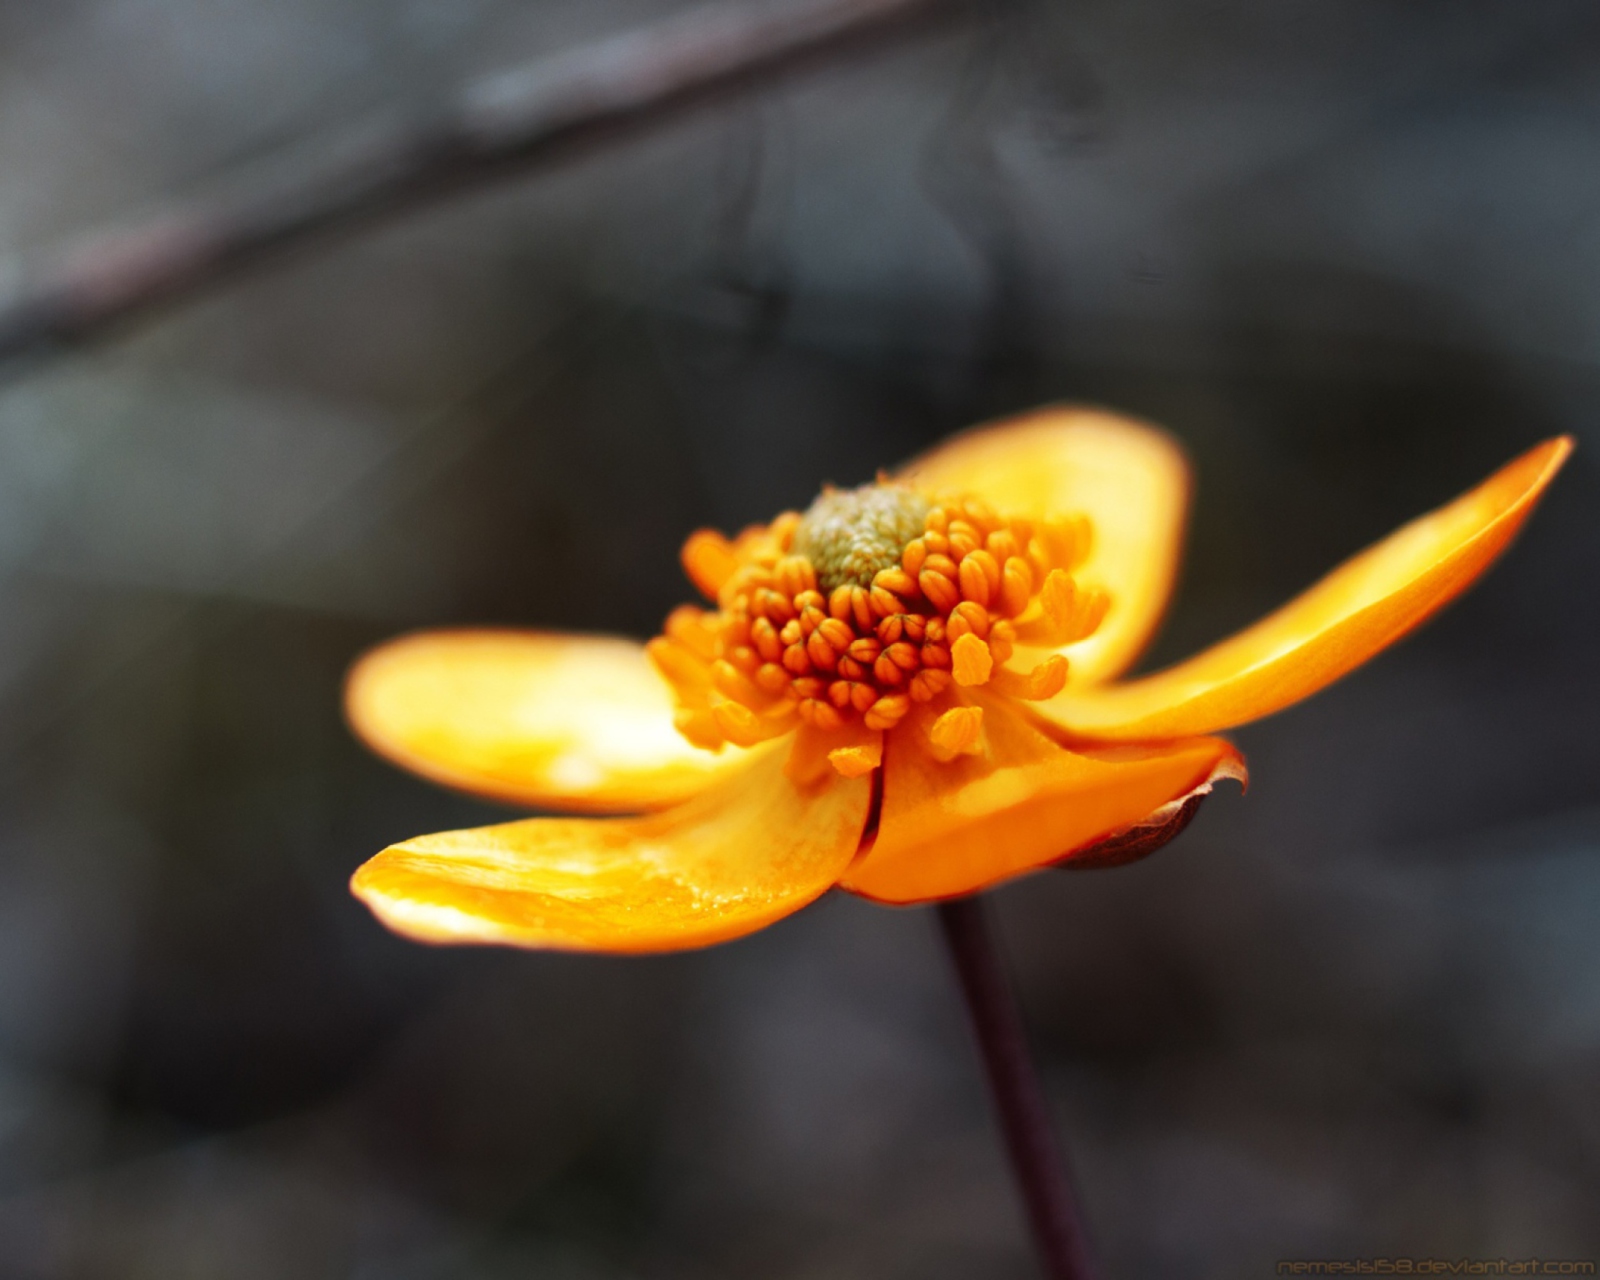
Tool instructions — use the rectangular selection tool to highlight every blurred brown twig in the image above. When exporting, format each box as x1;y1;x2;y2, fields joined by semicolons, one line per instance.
0;0;958;376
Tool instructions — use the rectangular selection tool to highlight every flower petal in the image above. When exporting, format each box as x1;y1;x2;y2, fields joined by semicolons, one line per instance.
839;693;1243;904
345;629;749;813
350;729;872;953
899;405;1190;684
1037;437;1573;741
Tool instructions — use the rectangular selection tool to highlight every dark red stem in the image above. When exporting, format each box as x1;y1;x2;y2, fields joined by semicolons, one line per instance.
936;896;1100;1280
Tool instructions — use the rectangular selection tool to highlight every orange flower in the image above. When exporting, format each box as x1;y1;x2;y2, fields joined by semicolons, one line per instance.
344;408;1570;952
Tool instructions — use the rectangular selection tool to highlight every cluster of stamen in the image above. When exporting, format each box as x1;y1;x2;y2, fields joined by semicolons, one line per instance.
648;483;1108;765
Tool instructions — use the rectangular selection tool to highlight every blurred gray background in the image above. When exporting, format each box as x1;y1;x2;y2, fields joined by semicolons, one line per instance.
0;0;1597;1276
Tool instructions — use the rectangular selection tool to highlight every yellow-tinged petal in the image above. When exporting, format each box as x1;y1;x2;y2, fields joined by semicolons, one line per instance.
351;730;872;953
1038;436;1573;741
839;693;1243;904
345;630;749;813
899;405;1190;684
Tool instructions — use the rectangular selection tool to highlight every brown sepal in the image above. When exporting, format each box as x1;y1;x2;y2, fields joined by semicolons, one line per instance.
1053;792;1206;872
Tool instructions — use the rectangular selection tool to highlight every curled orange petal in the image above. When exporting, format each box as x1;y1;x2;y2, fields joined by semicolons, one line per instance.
352;737;872;953
1040;437;1573;741
840;693;1242;904
345;630;748;813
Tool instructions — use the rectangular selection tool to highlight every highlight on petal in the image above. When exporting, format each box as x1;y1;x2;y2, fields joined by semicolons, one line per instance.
899;405;1190;685
1039;436;1573;741
839;693;1243;904
345;630;750;814
351;729;872;953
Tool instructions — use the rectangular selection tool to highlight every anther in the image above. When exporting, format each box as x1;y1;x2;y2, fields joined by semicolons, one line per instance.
919;569;961;613
713;659;767;703
806;630;839;673
798;698;844;732
986;529;1020;563
990;654;1068;701
848;636;882;663
948;523;981;559
665;606;719;661
958;557;991;609
850;587;874;632
776;556;817;597
864;693;911;730
909;669;952;702
782;643;812;676
674;706;723;751
927;704;984;762
988;618;1016;665
886;641;920;670
999;556;1033;617
872;653;906;686
758;588;796;623
951;633;993;686
870;585;903;617
817;618;854;651
964;499;997;530
966;548;1002;597
828;739;881;778
948;601;991;641
873;567;920;599
750;617;783;662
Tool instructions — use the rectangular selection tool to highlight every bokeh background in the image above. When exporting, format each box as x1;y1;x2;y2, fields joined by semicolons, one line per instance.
0;0;1597;1275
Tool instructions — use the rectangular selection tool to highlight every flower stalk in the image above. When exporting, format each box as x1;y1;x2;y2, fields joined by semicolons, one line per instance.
937;896;1099;1280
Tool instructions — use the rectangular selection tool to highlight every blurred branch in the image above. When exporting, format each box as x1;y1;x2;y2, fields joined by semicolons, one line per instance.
0;0;959;376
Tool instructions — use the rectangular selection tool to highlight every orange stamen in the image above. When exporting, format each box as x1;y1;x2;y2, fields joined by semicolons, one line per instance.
926;704;984;762
654;485;1107;772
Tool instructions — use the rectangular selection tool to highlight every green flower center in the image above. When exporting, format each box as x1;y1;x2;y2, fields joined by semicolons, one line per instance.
792;484;931;595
